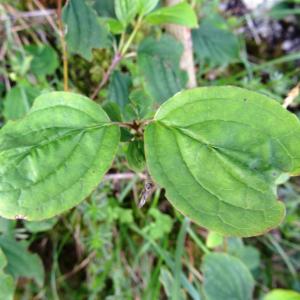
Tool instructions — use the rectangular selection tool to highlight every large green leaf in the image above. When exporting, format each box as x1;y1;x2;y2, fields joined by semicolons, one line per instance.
138;35;187;103
144;86;300;236
192;20;240;67
264;289;300;300
62;0;110;60
145;2;198;28
202;253;254;300
0;236;44;287
0;92;120;220
0;248;15;300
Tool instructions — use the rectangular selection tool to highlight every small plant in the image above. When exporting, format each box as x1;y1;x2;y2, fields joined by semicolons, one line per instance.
0;86;299;237
0;0;300;239
1;0;300;298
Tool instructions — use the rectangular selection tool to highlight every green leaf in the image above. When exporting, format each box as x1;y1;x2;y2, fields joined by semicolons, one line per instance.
143;208;173;240
62;0;110;60
206;231;223;249
9;52;32;77
160;267;186;300
268;3;300;20
123;89;154;121
235;246;260;271
145;2;198;28
0;217;15;235
138;34;183;62
94;0;115;18
106;204;134;224
106;18;125;34
103;102;122;122
202;253;254;300
0;248;15;300
102;102;133;142
25;217;58;233
0;82;5;96
227;238;260;271
128;89;154;119
264;289;300;300
25;44;58;78
0;236;44;287
0;92;120;220
144;86;300;237
115;0;139;27
126;140;146;172
138;0;159;16
108;70;132;109
138;34;187;103
3;84;41;121
192;20;240;67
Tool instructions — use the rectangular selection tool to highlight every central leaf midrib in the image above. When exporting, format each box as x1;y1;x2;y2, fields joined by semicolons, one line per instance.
13;131;87;210
25;121;115;213
157;121;270;198
157;120;257;157
149;124;264;233
170;127;267;213
1;123;108;154
0;125;109;193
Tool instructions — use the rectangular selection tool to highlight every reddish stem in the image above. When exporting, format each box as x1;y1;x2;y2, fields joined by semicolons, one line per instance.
91;52;122;100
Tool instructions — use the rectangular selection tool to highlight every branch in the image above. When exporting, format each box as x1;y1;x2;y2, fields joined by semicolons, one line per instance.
57;0;69;91
0;9;56;22
31;0;59;33
90;16;143;100
165;0;197;88
57;251;96;282
90;52;122;99
103;172;147;181
283;83;300;109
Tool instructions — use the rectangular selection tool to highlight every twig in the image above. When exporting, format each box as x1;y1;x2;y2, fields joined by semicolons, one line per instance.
124;52;137;59
103;172;147;181
165;0;197;88
57;0;69;91
120;251;140;283
91;15;143;99
57;251;96;282
31;0;59;33
283;83;300;108
6;4;41;44
0;42;7;60
2;67;11;90
245;13;261;44
90;52;122;99
0;9;55;21
120;15;143;56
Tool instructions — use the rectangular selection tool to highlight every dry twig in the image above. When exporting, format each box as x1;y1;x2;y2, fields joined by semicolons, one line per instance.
283;83;300;108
